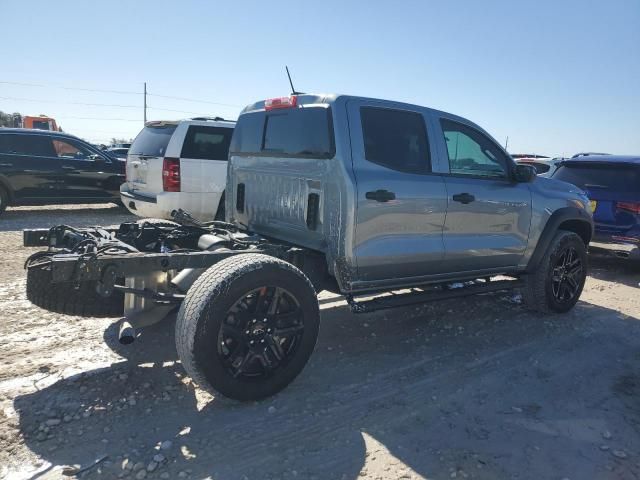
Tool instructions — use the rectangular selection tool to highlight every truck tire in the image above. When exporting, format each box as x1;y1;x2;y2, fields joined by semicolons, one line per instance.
176;253;320;401
523;230;587;314
26;260;124;317
0;185;8;215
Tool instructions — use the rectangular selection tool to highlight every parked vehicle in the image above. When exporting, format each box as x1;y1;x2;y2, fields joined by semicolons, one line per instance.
106;147;129;160
22;114;59;131
515;156;565;177
24;94;593;401
112;142;131;149
552;155;640;262
0;128;125;215
120;117;235;222
571;152;610;158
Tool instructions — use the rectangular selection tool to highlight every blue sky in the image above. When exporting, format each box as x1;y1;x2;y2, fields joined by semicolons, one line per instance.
2;0;639;156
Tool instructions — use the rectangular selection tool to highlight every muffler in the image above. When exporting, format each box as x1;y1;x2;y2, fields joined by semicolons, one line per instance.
118;320;136;345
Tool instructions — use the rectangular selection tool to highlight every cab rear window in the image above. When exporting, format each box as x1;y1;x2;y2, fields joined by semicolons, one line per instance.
130;125;177;157
230;106;334;158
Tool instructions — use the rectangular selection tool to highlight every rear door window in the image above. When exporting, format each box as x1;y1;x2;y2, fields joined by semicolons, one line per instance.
553;163;640;192
130;125;177;156
0;134;54;156
180;126;232;160
360;107;431;174
230;106;334;158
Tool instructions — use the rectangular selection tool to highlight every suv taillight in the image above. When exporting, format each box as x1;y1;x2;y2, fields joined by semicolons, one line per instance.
162;157;180;192
617;202;640;215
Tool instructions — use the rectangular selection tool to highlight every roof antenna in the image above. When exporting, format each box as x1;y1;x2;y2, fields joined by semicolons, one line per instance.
286;66;303;95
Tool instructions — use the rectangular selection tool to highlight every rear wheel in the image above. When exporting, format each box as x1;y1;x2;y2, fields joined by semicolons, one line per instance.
175;254;320;401
523;230;587;313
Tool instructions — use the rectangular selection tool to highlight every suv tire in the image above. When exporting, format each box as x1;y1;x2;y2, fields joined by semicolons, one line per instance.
175;254;320;401
523;230;587;313
26;260;124;317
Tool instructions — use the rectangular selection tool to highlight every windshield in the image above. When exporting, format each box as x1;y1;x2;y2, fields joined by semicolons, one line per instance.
130;125;177;156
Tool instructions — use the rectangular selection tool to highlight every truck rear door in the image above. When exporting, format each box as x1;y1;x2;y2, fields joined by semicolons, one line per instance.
347;99;448;285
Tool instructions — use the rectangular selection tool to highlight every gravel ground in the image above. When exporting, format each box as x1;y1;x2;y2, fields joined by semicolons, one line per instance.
1;204;639;480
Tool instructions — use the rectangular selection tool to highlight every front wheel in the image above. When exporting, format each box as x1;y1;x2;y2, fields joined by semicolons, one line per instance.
175;254;320;401
523;230;587;313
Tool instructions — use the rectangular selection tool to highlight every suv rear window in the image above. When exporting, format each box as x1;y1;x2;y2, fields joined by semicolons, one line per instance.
230;106;334;158
180;126;232;160
130;125;177;157
553;163;640;193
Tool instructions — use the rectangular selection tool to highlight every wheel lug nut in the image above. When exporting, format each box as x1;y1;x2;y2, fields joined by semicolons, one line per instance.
260;339;265;343
252;319;257;323
250;340;254;345
245;330;250;335
267;328;272;333
263;318;268;322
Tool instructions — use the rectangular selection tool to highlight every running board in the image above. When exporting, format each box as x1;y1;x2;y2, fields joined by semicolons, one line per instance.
345;279;523;314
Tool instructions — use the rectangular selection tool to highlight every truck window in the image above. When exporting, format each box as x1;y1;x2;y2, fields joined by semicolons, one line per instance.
440;119;508;179
181;126;232;160
360;107;431;174
130;125;177;157
230;106;334;158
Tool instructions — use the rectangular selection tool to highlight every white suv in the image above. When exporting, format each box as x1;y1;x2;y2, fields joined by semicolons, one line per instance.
120;117;235;221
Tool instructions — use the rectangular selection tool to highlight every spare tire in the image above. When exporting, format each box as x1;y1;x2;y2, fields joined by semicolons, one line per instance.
26;260;124;317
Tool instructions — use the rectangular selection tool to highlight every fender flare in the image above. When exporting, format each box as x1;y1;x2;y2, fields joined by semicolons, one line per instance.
526;206;594;272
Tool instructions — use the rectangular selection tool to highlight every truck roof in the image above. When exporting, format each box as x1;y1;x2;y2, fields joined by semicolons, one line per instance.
240;93;488;133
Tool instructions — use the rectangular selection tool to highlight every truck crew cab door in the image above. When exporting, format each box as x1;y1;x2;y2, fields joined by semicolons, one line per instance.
435;117;532;272
347;100;448;288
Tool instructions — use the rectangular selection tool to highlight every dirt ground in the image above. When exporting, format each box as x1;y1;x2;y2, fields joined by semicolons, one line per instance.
1;204;639;480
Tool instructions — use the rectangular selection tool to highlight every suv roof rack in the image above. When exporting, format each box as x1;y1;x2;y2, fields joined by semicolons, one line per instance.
190;116;236;123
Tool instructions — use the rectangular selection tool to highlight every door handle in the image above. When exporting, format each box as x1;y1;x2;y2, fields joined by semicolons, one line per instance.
365;189;396;202
452;193;475;204
62;166;77;170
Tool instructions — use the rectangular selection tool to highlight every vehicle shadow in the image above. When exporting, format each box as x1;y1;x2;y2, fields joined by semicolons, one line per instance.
0;204;133;233
589;254;640;288
13;293;640;479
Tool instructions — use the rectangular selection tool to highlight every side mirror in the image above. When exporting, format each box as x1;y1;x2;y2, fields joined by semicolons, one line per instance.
514;163;536;183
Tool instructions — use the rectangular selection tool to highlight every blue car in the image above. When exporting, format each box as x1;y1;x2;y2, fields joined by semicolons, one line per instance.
552;155;640;262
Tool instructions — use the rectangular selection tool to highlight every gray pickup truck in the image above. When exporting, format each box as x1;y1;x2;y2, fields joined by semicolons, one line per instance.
23;93;593;401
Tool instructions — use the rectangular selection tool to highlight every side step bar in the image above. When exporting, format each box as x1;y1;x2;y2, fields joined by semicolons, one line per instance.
345;279;523;314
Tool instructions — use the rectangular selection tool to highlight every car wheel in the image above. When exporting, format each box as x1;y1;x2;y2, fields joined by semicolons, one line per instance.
523;230;587;313
175;253;320;401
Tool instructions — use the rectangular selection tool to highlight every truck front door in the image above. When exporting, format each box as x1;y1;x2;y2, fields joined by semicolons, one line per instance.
435;117;532;272
347;100;447;287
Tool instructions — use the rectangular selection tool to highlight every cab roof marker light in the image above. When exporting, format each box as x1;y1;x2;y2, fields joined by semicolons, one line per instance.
264;96;298;111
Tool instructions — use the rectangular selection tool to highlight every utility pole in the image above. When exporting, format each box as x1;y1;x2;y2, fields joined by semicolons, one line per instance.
143;82;147;124
504;136;509;151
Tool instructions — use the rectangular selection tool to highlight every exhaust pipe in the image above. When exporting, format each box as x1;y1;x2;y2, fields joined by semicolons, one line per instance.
118;320;136;345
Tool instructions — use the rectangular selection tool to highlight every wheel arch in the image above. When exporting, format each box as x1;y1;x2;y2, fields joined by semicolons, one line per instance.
526;206;593;272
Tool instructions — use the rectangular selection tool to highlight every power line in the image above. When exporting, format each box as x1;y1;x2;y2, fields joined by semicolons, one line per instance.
0;80;242;107
0;80;140;95
55;116;141;122
0;95;140;108
147;92;241;107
